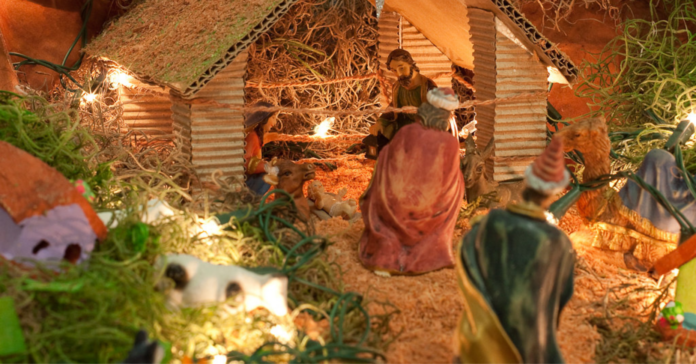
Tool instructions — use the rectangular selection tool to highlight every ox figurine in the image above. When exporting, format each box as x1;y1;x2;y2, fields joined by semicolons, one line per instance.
461;135;523;207
263;159;316;220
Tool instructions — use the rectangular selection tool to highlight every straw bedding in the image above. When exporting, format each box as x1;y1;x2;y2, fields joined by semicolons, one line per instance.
310;161;678;363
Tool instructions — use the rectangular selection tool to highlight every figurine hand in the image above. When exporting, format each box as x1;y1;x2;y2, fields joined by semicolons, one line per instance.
337;187;347;197
264;132;280;143
369;123;381;136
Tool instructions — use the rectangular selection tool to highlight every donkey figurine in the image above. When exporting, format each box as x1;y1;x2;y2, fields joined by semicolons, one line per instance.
461;135;524;207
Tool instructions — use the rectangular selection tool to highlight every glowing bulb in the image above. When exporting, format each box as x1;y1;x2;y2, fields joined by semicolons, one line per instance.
111;71;133;87
270;325;294;343
82;93;97;103
196;218;221;241
212;355;227;364
544;211;559;226
313;117;335;138
687;112;696;125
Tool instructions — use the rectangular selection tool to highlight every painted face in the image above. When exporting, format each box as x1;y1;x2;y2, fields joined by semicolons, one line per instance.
389;60;415;86
263;114;278;134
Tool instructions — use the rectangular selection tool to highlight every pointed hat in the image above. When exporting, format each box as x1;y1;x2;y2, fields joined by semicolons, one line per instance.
524;136;570;195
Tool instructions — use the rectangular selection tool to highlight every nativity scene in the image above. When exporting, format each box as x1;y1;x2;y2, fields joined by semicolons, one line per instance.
1;0;696;363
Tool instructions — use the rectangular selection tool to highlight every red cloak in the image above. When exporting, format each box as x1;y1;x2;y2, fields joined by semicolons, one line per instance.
359;122;464;274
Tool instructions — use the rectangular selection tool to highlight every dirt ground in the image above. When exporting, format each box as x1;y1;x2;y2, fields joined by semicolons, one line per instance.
310;159;676;364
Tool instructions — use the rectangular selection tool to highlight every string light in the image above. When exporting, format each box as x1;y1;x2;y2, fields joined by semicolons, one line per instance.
544;211;559;226
313;117;335;138
270;324;294;344
687;112;696;125
212;355;227;364
82;93;97;103
110;71;133;88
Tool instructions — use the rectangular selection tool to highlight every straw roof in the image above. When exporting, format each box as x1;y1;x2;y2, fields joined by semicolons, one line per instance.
86;0;293;94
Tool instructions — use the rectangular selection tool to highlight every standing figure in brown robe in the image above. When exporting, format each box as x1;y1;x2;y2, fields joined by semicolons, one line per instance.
359;87;464;275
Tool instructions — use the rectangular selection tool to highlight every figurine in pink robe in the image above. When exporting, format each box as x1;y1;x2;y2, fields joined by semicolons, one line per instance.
359;88;464;275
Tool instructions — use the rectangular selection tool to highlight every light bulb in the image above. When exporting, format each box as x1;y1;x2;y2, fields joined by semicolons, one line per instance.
82;93;97;103
314;117;335;138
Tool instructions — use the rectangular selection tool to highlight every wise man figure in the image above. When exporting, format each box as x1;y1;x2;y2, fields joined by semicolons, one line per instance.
364;49;437;158
359;87;464;276
455;136;576;364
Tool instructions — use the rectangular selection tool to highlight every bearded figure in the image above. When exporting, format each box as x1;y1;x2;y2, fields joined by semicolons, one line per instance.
363;49;437;158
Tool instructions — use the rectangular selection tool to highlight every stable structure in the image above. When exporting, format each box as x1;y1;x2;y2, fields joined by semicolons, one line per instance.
86;0;295;184
374;0;576;180
86;0;576;184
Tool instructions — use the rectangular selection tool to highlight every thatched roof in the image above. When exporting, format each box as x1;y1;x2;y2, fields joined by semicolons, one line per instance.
86;0;294;96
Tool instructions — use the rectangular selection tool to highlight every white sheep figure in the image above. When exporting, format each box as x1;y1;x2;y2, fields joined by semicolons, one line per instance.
157;254;289;317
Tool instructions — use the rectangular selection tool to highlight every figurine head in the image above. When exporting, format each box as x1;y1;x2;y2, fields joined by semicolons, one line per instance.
419;88;459;131
554;116;607;153
461;135;495;187
387;49;419;87
308;180;325;199
244;101;279;138
263;159;316;199
524;137;570;208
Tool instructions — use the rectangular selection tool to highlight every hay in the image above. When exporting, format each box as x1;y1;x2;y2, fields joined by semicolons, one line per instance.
512;0;621;30
317;218;465;364
0;89;394;363
85;0;287;87
245;0;380;137
308;156;687;363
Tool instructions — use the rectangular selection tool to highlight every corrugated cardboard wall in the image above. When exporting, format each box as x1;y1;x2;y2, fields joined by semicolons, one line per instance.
493;23;547;181
401;19;452;89
119;80;173;142
467;8;497;179
377;11;399;105
180;50;248;184
377;11;453;105
492;0;577;83
171;98;192;159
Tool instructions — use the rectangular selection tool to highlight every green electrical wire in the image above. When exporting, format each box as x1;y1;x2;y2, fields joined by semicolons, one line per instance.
10;0;94;91
214;190;382;364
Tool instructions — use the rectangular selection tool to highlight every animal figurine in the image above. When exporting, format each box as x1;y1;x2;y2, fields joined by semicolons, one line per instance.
554;117;679;269
263;159;316;220
306;181;358;220
158;254;289;317
460;135;523;207
121;330;164;364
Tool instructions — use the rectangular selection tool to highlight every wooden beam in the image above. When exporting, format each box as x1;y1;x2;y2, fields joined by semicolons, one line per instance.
652;234;696;276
